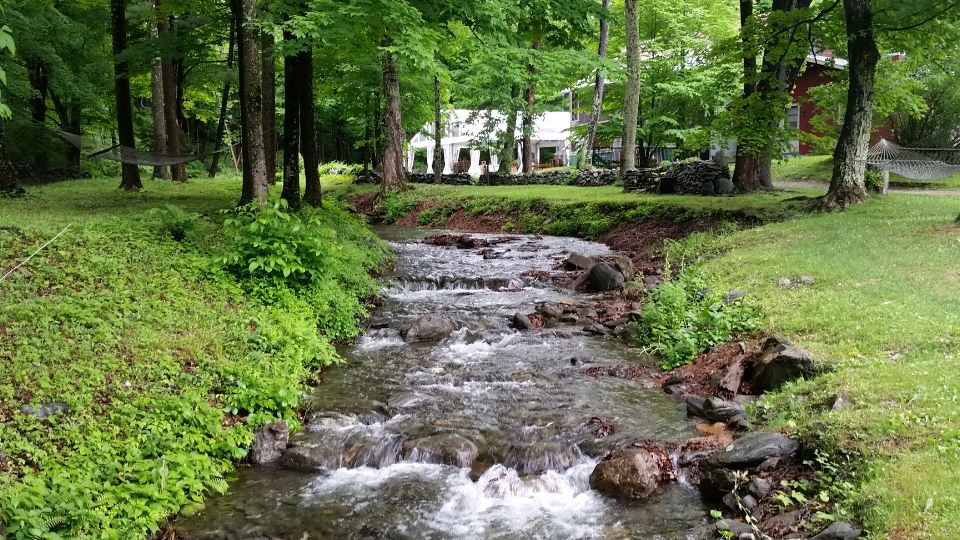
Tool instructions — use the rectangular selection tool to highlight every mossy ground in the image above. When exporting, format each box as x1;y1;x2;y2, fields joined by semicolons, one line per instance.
0;174;390;538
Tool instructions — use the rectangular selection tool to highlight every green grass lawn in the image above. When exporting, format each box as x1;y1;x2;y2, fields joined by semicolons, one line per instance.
772;155;960;190
700;194;960;539
0;174;388;538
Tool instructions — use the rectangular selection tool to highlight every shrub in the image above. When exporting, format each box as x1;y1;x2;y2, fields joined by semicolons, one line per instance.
151;204;206;242
637;263;762;369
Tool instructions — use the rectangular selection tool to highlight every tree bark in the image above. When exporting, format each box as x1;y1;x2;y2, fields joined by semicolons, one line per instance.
156;4;186;182
232;0;268;206
281;38;301;211
300;50;322;207
433;73;443;183
209;20;236;177
262;33;277;184
380;42;405;193
620;0;640;174
499;85;520;173
521;40;541;174
814;0;877;211
150;0;169;179
111;0;142;191
0;122;19;194
732;0;763;192
580;0;610;169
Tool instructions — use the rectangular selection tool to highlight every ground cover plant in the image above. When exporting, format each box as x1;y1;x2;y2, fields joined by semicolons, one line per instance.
0;175;390;538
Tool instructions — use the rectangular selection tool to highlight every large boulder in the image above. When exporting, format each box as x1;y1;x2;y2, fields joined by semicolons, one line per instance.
249;421;289;464
589;449;665;499
752;336;816;393
402;433;479;468
404;314;455;343
708;432;799;470
588;263;625;292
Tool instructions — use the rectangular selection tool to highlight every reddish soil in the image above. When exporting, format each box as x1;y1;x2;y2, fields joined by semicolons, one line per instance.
348;193;379;216
395;200;438;227
443;209;514;232
596;218;718;256
653;340;758;397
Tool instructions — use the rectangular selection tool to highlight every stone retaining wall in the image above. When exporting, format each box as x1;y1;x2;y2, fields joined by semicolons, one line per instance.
356;160;734;196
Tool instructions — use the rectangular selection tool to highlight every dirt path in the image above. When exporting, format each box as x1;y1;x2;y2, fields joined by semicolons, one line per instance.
776;179;960;197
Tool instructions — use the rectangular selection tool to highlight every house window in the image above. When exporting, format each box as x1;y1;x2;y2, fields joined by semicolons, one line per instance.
787;104;800;129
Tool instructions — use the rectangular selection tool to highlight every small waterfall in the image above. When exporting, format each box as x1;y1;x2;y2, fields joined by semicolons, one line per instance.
386;275;528;292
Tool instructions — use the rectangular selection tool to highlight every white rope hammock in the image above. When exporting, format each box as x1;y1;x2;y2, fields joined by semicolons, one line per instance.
864;138;960;181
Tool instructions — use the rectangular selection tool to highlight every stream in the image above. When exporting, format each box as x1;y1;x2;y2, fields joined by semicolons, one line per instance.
177;227;710;540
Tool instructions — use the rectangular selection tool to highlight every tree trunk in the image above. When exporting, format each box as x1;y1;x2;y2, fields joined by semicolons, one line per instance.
580;0;610;169
0;122;19;194
814;0;877;211
111;0;142;191
150;0;169;179
156;4;186;182
281;39;301;211
433;73;443;183
262;33;277;184
620;0;640;174
232;0;268;206
66;99;82;169
300;50;322;207
521;40;541;175
732;0;763;192
380;43;405;194
209;20;236;177
26;60;50;168
499;85;520;173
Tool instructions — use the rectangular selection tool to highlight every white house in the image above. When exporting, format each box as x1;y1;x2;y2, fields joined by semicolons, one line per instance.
407;109;572;175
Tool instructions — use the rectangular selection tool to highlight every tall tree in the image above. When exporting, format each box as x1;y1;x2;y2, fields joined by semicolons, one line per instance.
380;41;405;193
209;20;236;178
233;0;268;205
432;72;442;183
111;0;142;191
579;0;610;170
814;0;878;210
620;0;640;174
281;35;301;210
521;39;541;174
498;84;520;172
732;0;761;191
156;1;186;182
300;50;322;207
262;33;277;184
150;0;169;180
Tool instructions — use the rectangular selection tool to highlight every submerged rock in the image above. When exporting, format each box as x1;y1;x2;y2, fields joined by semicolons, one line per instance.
404;314;455;343
588;263;625;292
589;449;664;499
249;421;289;464
503;441;580;475
402;433;479;468
708;432;799;470
512;312;536;330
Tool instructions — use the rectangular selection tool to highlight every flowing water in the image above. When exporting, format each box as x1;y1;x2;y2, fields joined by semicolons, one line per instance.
177;228;710;540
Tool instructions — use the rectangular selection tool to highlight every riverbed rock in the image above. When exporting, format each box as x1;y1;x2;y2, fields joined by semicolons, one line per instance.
249;421;289;464
588;263;625;292
281;445;327;471
748;477;773;499
401;433;479;468
589;449;664;499
614;256;636;281
708;432;799;470
699;468;737;499
684;395;707;418
703;397;746;423
752;338;816;393
504;441;580;475
565;252;596;270
404;314;455;343
536;302;564;320
512;312;536;330
810;521;863;540
762;509;806;536
716;519;754;537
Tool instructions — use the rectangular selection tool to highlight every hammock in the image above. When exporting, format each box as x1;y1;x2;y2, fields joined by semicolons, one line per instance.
864;138;960;181
58;131;229;167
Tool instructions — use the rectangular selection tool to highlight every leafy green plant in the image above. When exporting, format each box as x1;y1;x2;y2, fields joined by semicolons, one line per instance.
151;204;206;242
637;263;762;369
